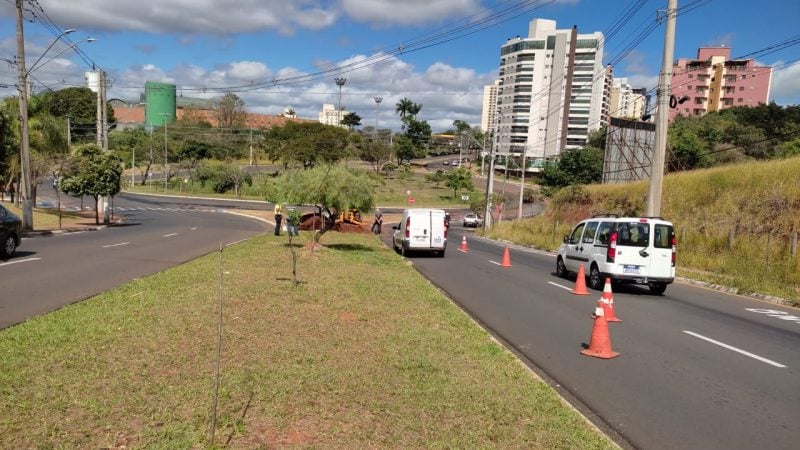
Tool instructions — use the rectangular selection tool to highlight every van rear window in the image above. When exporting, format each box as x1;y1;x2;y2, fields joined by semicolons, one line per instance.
654;224;674;249
616;222;650;246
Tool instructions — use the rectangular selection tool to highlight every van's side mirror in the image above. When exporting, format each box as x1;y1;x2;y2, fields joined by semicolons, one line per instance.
563;235;571;244
392;225;399;230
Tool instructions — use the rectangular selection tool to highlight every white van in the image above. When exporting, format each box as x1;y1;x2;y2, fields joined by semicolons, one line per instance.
556;215;676;294
392;208;448;257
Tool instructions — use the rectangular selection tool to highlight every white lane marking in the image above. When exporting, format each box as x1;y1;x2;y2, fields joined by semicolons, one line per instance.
548;281;572;291
683;330;786;368
163;233;178;237
0;257;41;267
191;227;197;231
746;308;800;325
102;242;130;248
489;260;501;266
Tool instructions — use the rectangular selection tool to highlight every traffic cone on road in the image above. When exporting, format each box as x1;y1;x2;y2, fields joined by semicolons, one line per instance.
501;245;512;267
571;264;590;295
580;300;620;359
459;235;469;252
601;277;622;322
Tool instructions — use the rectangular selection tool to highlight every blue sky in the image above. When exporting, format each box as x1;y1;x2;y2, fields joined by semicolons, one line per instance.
1;0;798;132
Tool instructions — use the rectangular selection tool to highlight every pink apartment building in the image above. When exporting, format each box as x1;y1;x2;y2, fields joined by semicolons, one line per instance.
669;47;772;121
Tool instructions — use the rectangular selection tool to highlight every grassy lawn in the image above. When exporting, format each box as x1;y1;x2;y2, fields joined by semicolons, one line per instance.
0;231;613;448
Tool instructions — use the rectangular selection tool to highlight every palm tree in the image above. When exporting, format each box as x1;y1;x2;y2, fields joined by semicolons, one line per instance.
395;98;414;130
408;102;422;118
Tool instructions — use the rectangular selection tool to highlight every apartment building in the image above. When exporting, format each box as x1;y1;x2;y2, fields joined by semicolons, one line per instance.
480;79;501;134
669;46;772;121
318;103;349;128
609;77;646;119
494;18;605;166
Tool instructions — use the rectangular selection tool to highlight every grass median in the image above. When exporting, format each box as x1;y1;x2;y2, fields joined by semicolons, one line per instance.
0;231;614;448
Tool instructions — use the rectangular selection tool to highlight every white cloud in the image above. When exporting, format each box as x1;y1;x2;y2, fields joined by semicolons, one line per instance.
341;0;485;26
10;0;339;35
770;61;800;105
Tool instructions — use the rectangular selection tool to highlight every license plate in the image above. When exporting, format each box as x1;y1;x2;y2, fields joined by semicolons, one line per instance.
433;237;442;244
623;265;640;274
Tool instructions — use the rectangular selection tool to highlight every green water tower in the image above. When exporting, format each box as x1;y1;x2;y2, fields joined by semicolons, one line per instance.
144;81;176;127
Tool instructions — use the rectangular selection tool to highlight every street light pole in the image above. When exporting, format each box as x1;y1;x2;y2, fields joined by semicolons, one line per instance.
373;96;382;140
335;77;346;127
160;113;171;191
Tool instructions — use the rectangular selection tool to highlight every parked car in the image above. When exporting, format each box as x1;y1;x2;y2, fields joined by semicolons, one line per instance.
392;208;448;257
555;215;676;295
0;204;22;258
462;212;483;228
442;161;449;165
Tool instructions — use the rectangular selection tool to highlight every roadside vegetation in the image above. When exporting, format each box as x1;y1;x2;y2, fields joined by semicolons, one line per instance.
0;232;613;448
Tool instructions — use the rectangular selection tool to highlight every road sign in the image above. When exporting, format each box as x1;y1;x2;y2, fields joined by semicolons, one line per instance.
408;197;415;204
461;195;470;201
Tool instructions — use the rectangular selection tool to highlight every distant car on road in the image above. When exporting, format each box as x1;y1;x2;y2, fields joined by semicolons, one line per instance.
0;204;22;258
442;161;449;165
462;212;483;228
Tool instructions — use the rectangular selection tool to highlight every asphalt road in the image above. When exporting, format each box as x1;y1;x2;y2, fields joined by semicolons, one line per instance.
382;225;800;450
0;191;268;329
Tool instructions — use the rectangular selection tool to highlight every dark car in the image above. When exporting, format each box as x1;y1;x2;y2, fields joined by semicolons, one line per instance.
0;204;22;258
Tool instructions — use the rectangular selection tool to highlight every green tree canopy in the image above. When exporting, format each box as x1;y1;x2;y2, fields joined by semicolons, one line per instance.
261;122;350;169
444;167;474;198
341;112;362;130
37;87;114;141
541;146;604;190
59;144;122;224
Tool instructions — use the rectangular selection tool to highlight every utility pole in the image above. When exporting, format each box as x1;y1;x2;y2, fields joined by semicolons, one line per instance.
101;70;108;151
517;146;527;220
647;0;677;217
66;116;71;147
335;77;346;127
249;128;253;166
161;113;171;191
15;0;32;230
483;132;496;231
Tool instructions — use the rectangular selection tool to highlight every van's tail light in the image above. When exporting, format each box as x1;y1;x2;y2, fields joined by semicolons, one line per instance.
671;234;677;267
443;218;448;238
607;231;617;263
405;217;411;238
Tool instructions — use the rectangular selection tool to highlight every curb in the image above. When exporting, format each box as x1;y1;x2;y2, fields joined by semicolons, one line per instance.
23;225;108;238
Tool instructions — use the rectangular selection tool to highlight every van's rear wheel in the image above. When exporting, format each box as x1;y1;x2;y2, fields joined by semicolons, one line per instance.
649;282;667;295
400;244;407;257
556;257;568;278
588;264;603;290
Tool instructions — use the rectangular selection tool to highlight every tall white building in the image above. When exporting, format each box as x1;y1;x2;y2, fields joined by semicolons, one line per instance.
609;78;646;120
318;103;348;128
480;79;501;133
494;19;605;167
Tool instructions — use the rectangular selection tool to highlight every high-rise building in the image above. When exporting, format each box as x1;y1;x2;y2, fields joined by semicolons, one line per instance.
669;47;772;121
494;18;605;167
318;103;348;127
480;79;501;134
601;65;614;125
609;78;646;120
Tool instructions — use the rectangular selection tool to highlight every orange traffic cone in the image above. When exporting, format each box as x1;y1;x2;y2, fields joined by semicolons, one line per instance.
501;245;512;267
601;277;622;322
581;300;620;359
460;235;469;252
571;264;590;295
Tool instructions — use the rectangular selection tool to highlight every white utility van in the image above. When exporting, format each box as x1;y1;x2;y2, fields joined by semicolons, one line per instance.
556;215;676;295
392;208;448;257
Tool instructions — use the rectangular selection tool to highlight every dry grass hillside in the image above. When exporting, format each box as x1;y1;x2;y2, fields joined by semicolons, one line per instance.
485;156;800;306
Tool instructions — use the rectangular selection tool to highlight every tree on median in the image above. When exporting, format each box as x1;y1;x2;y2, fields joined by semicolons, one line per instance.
59;144;122;224
271;164;376;243
444;167;474;199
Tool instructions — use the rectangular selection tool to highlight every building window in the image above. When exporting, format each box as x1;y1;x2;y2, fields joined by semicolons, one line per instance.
739;86;744;91
738;98;743;103
688;74;694;78
740;75;746;80
695;97;704;104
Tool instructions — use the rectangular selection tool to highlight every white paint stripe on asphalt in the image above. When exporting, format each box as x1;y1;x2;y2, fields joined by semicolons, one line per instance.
102;242;130;248
548;281;572;291
163;233;178;237
0;257;41;267
191;227;197;231
226;238;249;247
683;330;786;368
489;260;501;266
